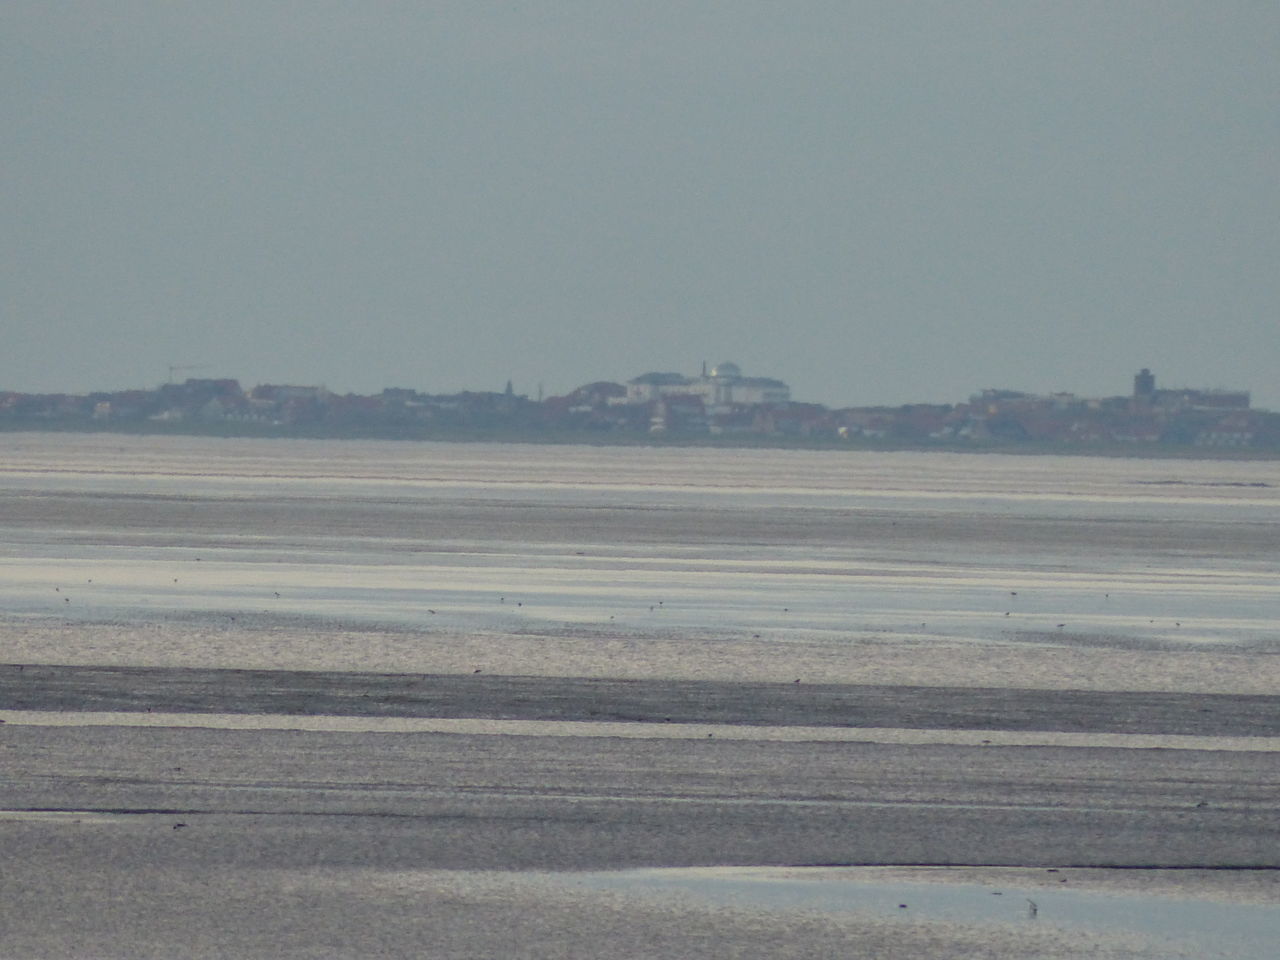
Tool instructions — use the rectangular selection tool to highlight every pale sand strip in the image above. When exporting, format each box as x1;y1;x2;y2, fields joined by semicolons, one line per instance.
3;709;1278;751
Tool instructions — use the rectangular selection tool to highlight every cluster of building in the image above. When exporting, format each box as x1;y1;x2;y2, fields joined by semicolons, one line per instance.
0;378;537;434
958;370;1260;447
554;365;1277;448
2;364;1276;449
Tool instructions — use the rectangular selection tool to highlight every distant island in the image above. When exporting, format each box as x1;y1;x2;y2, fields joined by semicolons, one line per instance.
4;365;1277;454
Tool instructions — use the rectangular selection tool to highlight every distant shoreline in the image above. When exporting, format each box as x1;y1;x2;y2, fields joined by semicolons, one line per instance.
3;420;1279;461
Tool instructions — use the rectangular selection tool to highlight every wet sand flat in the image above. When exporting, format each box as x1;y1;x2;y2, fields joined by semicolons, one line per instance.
2;435;1278;957
2;718;1278;958
4;721;1279;870
2;855;1216;960
4;662;1279;736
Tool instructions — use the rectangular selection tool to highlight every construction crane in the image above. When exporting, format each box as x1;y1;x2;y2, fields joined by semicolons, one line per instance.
167;363;207;384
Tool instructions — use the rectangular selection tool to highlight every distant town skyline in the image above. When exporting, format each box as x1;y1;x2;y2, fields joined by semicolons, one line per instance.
5;4;1278;410
1;352;1275;417
4;362;1273;452
1;361;1263;415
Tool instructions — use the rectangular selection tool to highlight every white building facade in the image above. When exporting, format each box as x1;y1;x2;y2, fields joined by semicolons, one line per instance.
625;362;789;409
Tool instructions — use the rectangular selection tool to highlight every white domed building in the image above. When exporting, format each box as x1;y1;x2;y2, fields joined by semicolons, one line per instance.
625;361;790;409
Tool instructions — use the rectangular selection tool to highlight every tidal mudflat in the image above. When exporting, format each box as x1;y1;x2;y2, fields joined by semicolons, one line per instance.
1;433;1277;957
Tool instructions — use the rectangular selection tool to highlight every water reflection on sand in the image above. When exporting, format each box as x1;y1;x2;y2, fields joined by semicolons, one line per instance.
577;866;1280;960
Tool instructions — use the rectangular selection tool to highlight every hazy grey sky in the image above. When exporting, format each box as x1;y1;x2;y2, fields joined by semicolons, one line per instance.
4;2;1277;408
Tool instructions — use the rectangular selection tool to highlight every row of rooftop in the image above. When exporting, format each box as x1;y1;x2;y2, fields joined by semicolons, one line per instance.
1;364;1274;449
